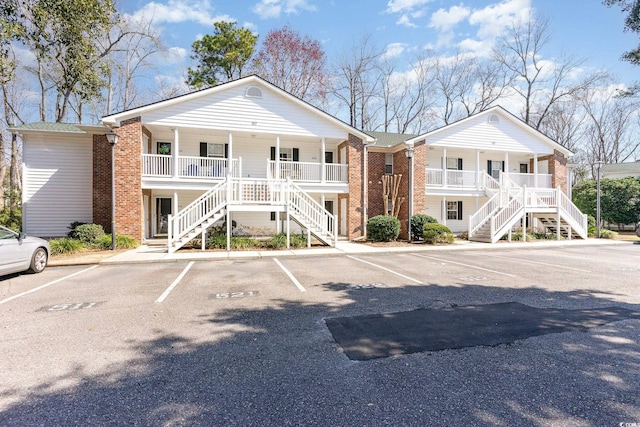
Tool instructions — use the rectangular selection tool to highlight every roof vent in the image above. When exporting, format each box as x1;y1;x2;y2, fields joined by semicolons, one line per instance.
488;114;500;124
246;86;263;98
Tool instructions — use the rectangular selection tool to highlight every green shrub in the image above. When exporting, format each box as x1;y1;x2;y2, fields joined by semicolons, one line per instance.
423;223;454;244
0;208;22;231
207;235;263;250
367;215;401;242
410;214;437;240
587;215;596;228
269;233;308;249
67;221;87;238
94;234;139;250
50;238;84;255
74;223;105;244
599;229;618;239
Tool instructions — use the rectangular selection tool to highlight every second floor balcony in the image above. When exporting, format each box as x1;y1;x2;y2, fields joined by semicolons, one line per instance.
426;168;552;190
142;154;348;185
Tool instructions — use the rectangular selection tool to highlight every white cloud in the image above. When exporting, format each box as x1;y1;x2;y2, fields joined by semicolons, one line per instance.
396;14;418;28
469;0;532;39
382;42;408;59
429;5;471;31
252;0;317;19
163;46;188;64
128;0;232;26
386;0;433;14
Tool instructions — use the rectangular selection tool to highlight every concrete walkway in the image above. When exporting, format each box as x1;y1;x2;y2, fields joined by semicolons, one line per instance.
88;237;631;265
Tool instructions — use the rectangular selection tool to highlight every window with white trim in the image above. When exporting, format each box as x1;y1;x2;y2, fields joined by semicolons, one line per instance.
206;143;225;158
447;201;463;220
385;153;393;174
446;157;462;170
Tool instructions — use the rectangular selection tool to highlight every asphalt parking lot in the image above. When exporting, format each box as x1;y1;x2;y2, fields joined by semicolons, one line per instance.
1;243;640;426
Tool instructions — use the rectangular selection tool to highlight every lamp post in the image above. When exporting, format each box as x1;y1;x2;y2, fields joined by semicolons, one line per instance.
105;130;119;250
405;145;414;242
596;160;604;239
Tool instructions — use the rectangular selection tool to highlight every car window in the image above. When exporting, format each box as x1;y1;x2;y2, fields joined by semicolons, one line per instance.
0;227;17;240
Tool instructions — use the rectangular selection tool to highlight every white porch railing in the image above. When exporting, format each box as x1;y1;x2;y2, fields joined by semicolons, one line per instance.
509;173;552;188
142;154;240;178
267;160;348;183
143;154;173;176
426;168;552;189
468;191;501;237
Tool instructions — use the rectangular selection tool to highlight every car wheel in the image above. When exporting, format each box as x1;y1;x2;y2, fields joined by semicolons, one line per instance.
27;247;48;274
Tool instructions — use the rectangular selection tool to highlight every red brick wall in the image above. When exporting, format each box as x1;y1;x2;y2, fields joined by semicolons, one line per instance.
413;140;427;215
539;150;569;194
367;151;387;218
341;133;365;239
93;117;144;241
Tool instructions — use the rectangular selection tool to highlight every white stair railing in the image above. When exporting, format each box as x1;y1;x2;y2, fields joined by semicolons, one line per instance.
558;189;588;237
169;180;227;250
491;191;524;243
469;191;501;237
287;179;336;246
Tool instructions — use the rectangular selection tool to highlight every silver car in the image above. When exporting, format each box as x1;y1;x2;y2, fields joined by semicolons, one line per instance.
0;225;50;276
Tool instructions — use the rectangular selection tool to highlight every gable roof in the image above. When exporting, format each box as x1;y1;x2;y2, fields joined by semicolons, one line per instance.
367;131;417;148
102;75;374;142
405;106;573;157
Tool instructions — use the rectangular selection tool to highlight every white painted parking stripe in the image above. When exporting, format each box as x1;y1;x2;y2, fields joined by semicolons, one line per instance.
413;254;518;278
155;261;195;303
0;265;99;305
489;254;590;272
274;258;306;292
347;255;423;284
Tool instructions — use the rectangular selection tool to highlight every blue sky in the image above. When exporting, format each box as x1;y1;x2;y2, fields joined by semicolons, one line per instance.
121;0;639;90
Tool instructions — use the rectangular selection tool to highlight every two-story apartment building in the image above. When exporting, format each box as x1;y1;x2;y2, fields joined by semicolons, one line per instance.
13;76;586;250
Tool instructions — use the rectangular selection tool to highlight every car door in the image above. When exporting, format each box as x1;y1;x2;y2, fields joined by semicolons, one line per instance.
0;227;30;275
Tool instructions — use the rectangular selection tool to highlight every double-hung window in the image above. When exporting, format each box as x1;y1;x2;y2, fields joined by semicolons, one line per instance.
385;153;393;175
447;201;463;220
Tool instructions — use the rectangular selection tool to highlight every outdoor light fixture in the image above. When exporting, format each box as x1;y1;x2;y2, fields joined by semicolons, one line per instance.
406;145;414;243
596;160;604;239
105;130;119;250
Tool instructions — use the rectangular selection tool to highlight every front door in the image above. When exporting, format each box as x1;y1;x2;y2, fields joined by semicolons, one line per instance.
156;198;172;235
325;200;334;232
520;163;528;173
325;151;334;164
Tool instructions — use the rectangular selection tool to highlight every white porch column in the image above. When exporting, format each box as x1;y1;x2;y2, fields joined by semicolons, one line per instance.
227;131;233;177
172;191;179;236
534;153;538;187
276;136;281;180
321;137;326;183
442;196;447;226
504;152;509;178
442;148;447;187
476;150;481;189
173;128;179;179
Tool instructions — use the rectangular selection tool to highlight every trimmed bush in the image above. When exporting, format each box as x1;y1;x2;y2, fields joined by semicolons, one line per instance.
50;238;84;255
270;233;308;249
94;234;139;250
410;214;437;240
74;223;105;244
67;221;87;238
599;229;618;239
423;223;455;244
367;215;401;242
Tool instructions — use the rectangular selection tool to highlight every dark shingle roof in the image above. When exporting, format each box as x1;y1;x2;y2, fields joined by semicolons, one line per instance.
367;131;418;148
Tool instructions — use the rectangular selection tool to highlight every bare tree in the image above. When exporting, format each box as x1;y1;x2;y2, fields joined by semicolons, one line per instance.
330;35;382;130
580;84;640;175
493;16;606;130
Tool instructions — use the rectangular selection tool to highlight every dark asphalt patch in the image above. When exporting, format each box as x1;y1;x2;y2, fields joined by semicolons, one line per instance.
325;302;640;361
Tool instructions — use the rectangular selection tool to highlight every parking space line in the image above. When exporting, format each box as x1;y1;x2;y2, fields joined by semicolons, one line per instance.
0;265;99;305
274;259;306;292
155;261;195;303
489;254;590;272
347;256;423;284
413;254;517;278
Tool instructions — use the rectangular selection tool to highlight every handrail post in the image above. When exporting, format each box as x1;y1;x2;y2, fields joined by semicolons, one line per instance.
167;214;173;253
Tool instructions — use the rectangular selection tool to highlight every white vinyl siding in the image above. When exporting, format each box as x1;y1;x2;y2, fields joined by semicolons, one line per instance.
426;111;554;154
424;195;484;233
23;134;93;237
143;83;349;139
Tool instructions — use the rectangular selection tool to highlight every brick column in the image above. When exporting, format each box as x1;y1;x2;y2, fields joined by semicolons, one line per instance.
340;133;365;239
367;151;386;218
93;117;143;241
540;150;569;194
394;150;410;239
